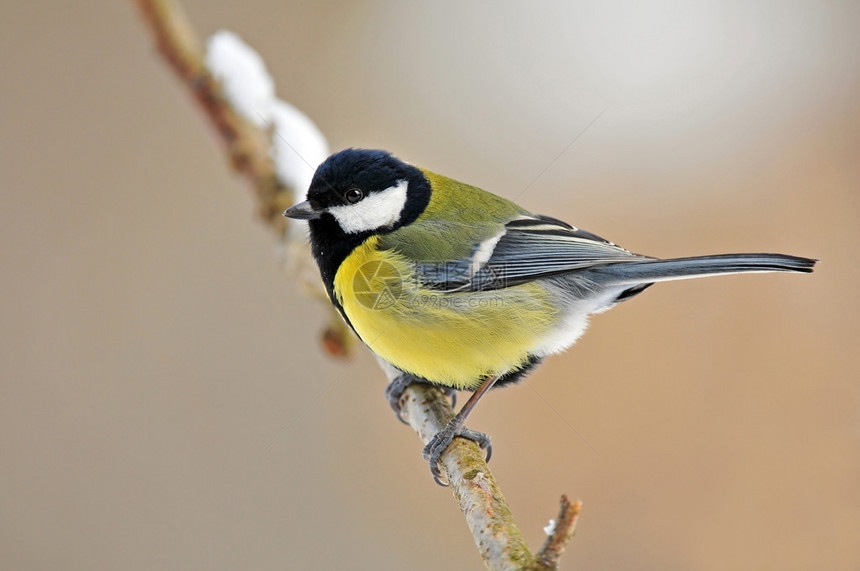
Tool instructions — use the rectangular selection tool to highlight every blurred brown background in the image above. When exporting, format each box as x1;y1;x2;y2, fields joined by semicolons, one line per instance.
2;1;858;569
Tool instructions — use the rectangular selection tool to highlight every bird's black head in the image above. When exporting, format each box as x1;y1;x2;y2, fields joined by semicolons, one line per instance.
287;148;431;236
284;149;432;297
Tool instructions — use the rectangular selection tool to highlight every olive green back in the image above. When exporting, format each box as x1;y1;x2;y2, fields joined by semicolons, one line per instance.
377;168;529;262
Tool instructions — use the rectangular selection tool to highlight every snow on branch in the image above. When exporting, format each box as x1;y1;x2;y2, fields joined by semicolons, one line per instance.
205;31;329;197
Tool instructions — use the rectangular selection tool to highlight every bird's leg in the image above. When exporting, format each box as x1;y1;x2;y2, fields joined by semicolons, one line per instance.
422;375;500;486
385;373;457;425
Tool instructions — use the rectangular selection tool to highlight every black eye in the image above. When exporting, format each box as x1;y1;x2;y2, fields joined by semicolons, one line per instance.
345;188;363;204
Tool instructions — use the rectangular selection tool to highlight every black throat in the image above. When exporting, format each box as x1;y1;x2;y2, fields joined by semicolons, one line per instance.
307;216;373;307
306;163;431;312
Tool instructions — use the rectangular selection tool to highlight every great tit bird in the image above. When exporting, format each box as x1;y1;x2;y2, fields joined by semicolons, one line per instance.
285;148;816;485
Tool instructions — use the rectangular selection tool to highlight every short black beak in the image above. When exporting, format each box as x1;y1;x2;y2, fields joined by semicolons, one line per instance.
283;200;323;220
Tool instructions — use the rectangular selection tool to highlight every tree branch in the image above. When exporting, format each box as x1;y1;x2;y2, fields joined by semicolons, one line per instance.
533;496;582;570
134;0;287;227
133;2;580;568
133;0;352;356
393;378;533;568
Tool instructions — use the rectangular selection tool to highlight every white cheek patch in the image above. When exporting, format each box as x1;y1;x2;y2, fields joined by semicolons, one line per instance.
328;180;409;234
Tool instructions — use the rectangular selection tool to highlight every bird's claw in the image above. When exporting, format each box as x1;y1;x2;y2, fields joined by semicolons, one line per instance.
384;374;413;425
385;375;458;425
442;387;457;409
422;425;492;486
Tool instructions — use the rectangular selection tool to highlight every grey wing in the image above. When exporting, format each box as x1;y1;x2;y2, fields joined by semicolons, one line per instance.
417;214;652;292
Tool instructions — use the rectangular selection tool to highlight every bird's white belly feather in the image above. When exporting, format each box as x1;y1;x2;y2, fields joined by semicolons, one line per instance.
532;283;627;357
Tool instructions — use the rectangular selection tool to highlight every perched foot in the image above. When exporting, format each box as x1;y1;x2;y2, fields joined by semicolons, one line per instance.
384;373;414;425
422;422;492;486
441;386;457;409
384;374;457;425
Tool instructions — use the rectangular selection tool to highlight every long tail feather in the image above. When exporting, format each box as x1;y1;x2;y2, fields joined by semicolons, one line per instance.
589;253;817;286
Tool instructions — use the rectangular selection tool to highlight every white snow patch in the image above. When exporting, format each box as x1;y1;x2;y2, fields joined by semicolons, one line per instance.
204;30;330;206
270;99;329;200
204;30;275;126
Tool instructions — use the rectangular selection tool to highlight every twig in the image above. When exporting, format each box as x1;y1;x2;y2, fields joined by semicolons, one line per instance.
532;496;582;570
133;2;580;568
134;0;288;228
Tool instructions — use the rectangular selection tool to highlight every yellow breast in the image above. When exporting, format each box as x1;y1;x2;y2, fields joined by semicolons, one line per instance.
333;237;558;390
